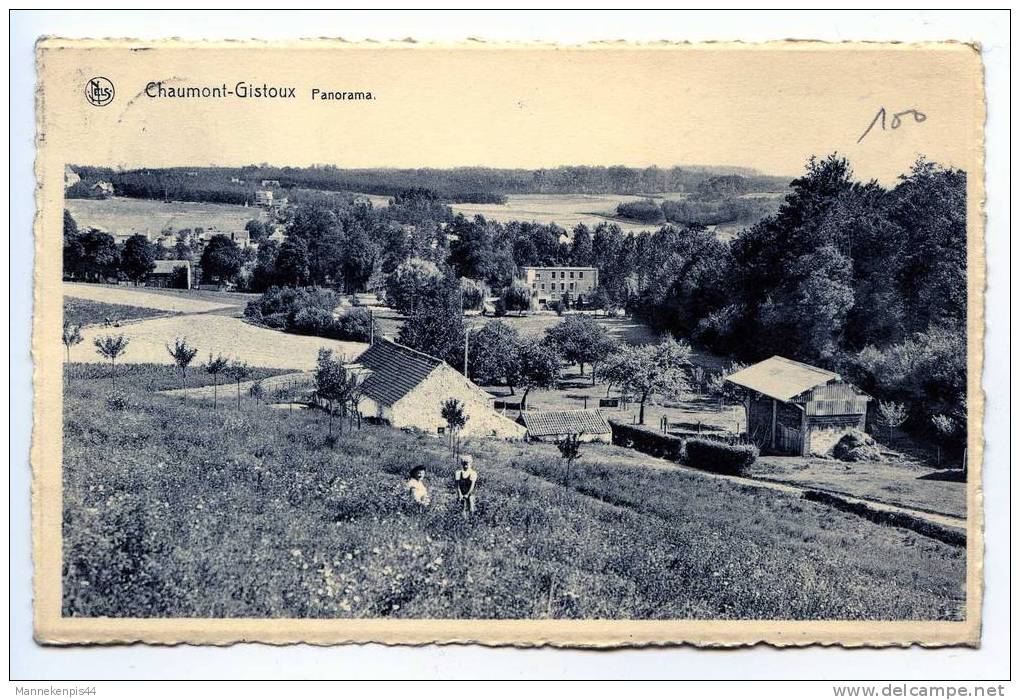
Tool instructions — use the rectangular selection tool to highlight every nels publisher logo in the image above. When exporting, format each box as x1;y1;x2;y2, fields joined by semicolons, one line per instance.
85;77;115;107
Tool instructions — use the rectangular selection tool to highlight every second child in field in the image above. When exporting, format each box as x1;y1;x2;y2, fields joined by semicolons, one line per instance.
455;455;478;519
406;466;430;510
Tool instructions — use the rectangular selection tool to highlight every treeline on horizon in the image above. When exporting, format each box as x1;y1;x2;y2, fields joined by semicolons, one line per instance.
66;164;791;205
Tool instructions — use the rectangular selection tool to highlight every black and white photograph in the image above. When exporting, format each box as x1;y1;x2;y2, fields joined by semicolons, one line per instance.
25;31;991;656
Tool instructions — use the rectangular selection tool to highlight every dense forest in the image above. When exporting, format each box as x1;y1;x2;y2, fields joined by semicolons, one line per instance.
66;164;790;205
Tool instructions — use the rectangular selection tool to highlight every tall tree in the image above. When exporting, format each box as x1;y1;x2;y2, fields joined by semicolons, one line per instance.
466;320;520;387
569;223;594;266
510;340;561;411
397;279;465;365
599;339;691;424
274;237;311;287
120;234;158;285
200;234;243;284
544;315;618;380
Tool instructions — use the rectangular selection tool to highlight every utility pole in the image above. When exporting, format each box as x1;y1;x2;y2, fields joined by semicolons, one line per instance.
369;308;375;344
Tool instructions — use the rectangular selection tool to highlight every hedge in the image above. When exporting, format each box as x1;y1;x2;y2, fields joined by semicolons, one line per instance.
608;421;684;461
684;438;758;475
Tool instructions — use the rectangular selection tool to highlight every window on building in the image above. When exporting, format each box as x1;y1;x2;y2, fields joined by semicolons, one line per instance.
569;271;574;279
532;283;537;290
570;282;575;290
540;283;545;290
578;271;584;279
560;271;566;279
560;283;565;290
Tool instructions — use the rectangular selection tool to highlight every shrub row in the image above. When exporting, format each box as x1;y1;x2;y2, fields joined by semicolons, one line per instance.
608;420;684;461
609;420;757;475
683;438;758;476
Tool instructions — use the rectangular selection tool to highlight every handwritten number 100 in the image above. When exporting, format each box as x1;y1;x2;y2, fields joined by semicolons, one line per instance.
857;107;927;144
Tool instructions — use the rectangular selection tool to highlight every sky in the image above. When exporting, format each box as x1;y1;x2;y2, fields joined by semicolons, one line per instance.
39;41;983;186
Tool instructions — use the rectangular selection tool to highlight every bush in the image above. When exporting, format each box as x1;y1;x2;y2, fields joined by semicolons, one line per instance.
245;286;377;341
608;421;685;461
291;306;336;337
616;199;664;224
333;308;375;342
246;286;344;321
262;313;289;329
105;393;129;411
684;438;758;475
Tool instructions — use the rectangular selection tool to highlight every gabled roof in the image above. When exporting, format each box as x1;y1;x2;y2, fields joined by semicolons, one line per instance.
724;355;840;403
354;339;444;407
517;409;612;437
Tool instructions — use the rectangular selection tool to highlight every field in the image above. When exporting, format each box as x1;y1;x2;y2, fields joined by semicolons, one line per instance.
63;298;173;327
65;197;264;235
65;283;365;370
65;282;237;314
68;313;366;370
63;365;965;620
449;194;668;232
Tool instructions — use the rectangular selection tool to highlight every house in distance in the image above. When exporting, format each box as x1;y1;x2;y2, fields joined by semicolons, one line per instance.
724;356;870;457
352;339;526;439
521;266;598;306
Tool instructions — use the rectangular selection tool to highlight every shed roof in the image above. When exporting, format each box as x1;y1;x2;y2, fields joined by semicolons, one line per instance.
724;356;840;403
354;339;444;407
517;409;612;437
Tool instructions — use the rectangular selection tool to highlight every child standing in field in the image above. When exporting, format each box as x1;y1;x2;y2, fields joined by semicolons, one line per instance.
407;466;430;510
455;454;478;519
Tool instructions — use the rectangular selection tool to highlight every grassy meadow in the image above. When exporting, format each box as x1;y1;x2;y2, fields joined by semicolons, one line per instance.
63;363;965;620
65;197;263;236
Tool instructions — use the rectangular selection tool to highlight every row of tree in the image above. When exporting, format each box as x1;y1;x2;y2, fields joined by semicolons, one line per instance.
67;165;788;202
63;210;253;287
629;155;967;440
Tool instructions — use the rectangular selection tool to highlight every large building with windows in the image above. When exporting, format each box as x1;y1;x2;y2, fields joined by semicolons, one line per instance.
521;266;598;306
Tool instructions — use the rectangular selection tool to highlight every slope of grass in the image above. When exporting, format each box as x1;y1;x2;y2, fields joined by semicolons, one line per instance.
64;363;293;392
62;369;966;620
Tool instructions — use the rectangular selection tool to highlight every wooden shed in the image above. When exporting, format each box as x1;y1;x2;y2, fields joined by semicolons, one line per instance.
724;356;870;457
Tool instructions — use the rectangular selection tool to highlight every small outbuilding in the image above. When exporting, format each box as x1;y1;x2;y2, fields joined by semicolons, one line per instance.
724;356;870;457
147;259;192;289
353;339;526;439
517;409;613;443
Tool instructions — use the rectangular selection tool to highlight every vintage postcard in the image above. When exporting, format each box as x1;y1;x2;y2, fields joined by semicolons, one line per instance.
33;39;985;647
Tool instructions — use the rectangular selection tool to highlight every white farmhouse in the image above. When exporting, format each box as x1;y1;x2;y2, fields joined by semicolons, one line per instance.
353;339;525;439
